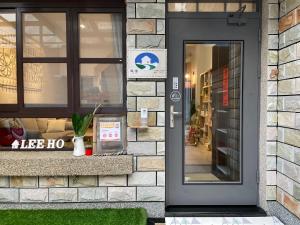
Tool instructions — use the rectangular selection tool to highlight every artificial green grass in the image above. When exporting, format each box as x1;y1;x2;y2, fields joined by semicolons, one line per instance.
0;208;147;225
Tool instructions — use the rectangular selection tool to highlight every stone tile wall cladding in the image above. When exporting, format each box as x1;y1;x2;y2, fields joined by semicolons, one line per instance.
0;0;166;216
266;0;300;220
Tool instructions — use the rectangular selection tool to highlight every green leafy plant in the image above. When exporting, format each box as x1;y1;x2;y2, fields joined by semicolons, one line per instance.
72;104;101;137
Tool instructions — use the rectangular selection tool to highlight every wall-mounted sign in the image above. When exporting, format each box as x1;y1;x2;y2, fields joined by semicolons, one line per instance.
11;139;64;149
222;66;229;107
127;49;167;79
99;122;121;142
170;90;182;102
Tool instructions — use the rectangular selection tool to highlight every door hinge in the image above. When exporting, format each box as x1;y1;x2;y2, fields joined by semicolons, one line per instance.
256;170;260;184
258;28;261;43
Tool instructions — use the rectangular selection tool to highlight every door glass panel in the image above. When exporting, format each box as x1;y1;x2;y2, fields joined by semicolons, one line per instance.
79;13;122;58
184;41;242;183
23;13;67;58
0;13;17;104
24;63;67;107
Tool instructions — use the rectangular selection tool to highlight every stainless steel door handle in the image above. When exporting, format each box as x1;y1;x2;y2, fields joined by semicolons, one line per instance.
170;105;182;128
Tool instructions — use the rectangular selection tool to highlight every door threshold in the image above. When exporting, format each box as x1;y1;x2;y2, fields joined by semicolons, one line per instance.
165;205;266;217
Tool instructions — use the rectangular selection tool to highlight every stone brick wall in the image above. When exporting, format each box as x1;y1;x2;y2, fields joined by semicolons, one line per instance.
0;0;166;218
276;0;300;218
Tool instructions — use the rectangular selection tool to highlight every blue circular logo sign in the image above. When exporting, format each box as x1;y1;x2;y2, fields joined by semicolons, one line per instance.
135;52;159;70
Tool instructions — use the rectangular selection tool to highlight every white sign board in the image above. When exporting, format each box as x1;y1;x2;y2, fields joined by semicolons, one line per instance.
99;122;121;142
127;49;167;79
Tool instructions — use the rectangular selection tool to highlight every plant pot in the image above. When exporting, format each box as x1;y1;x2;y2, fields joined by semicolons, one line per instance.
72;136;85;157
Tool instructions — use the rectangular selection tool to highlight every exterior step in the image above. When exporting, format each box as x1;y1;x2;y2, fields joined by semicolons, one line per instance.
165;217;284;225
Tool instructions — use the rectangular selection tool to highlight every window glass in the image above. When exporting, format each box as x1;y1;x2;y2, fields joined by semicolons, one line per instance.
168;3;197;12
184;42;242;183
23;13;67;58
198;3;225;12
79;13;122;58
0;118;93;149
80;64;123;107
0;13;17;104
23;63;67;107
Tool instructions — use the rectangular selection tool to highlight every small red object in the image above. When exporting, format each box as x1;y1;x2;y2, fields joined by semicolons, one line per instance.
85;148;93;156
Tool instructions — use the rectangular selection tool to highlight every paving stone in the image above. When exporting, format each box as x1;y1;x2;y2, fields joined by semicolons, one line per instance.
266;185;277;200
268;81;278;95
0;177;9;187
157;172;165;186
49;188;77;202
267;97;277;111
20;189;48;203
279;44;297;64
69;176;97;187
127;142;157;155
268;50;278;65
137;187;165;201
269;3;279;18
137;156;165;171
137;97;165;111
157;19;165;34
127;97;137;111
127;81;156;96
127;19;156;34
278;79;296;95
157;112;165;126
0;189;19;202
136;3;165;18
10;177;38;188
127;3;135;18
278;142;295;162
284;128;300;147
127;128;137;141
78;187;107;202
127;112;156;127
278;112;296;127
137;35;165;49
108;187;136;201
267;156;277;170
266;171;277;185
39;176;68;187
128;172;156;186
277;173;294;196
267;142;277;155
156;82;165;96
137;127;165;141
98;175;127;186
157;142;165;155
267;112;278;126
127;35;136;49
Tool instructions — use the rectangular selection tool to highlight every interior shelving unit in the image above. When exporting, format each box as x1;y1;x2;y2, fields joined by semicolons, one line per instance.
198;69;212;150
212;45;240;181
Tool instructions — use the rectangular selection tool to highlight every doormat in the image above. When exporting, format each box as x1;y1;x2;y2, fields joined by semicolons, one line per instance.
165;217;283;225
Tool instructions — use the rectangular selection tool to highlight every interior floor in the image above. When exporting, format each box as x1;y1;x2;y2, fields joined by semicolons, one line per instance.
185;144;219;182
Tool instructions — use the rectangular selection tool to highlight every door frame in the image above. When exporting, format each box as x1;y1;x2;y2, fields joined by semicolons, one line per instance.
165;11;261;206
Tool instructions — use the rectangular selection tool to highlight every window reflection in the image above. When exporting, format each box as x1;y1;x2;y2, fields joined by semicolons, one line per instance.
0;13;17;104
23;13;67;58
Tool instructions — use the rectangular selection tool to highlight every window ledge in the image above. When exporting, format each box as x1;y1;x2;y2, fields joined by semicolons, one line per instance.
0;151;133;176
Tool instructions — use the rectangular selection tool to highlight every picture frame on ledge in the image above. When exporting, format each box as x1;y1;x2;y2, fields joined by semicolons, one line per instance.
92;115;126;155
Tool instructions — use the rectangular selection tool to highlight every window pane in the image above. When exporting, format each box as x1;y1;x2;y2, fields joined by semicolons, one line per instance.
80;64;123;107
0;118;93;150
79;13;122;58
184;42;242;183
198;3;225;12
24;63;67;107
0;13;17;104
23;13;67;58
168;3;197;12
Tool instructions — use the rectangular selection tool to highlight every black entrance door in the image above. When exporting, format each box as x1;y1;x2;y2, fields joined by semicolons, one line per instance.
166;14;260;205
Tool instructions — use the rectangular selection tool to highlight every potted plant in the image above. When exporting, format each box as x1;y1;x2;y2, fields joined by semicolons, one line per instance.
72;104;101;156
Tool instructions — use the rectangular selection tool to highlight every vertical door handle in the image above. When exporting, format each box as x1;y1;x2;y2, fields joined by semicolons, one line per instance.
170;105;182;128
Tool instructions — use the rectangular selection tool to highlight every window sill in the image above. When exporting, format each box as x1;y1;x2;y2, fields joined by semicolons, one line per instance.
0;151;133;176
